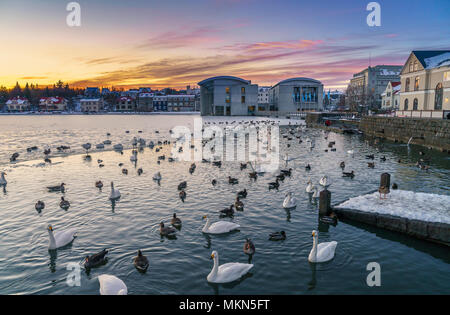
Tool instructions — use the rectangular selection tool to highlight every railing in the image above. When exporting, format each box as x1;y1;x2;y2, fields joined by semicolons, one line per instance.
395;110;444;119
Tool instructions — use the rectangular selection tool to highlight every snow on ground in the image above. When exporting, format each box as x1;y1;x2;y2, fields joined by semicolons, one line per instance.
202;116;305;126
335;190;450;224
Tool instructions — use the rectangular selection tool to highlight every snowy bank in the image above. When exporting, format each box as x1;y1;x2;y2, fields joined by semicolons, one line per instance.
334;190;450;246
335;190;450;224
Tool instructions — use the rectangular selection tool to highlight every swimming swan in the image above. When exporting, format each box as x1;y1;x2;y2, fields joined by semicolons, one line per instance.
109;182;121;200
283;192;298;209
308;230;337;263
98;274;127;295
319;176;331;188
207;251;253;283
202;216;240;234
47;224;76;250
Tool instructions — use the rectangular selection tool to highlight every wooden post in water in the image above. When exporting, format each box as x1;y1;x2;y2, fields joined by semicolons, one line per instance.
319;189;331;216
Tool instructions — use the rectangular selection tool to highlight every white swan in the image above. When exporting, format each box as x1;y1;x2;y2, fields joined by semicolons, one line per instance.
153;172;162;181
312;186;319;200
319;175;331;188
0;172;6;186
109;182;121;200
47;224;76;250
283;192;298;208
347;149;354;155
207;251;253;283
98;274;127;295
202;215;240;234
308;230;337;263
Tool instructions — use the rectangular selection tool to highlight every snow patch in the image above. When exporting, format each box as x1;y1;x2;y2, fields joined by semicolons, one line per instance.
424;52;450;69
335;190;450;224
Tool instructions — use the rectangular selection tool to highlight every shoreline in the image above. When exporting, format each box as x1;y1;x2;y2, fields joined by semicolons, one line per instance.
0;111;201;116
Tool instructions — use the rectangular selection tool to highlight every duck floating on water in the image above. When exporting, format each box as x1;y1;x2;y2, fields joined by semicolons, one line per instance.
95;181;103;189
342;171;355;178
171;213;182;227
179;190;186;202
234;197;244;211
160;222;176;237
35;200;45;212
134;250;149;272
47;183;66;193
228;176;239;185
237;189;247;199
220;205;234;217
59;197;70;210
268;178;280;190
243;238;256;255
84;249;108;269
269;231;286;241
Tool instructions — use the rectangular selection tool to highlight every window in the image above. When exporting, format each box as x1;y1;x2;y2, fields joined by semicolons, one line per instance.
241;87;246;94
413;98;418;110
409;62;413;73
414;61;418;71
445;71;450;82
414;77;419;91
241;96;246;104
405;78;410;92
225;87;230;93
435;83;443;110
404;99;409;110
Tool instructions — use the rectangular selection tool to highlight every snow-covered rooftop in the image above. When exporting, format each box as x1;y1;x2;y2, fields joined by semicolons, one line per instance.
424;52;450;69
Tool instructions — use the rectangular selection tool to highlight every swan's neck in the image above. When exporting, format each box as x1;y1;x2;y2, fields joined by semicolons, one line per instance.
210;256;219;278
310;236;318;259
48;230;56;249
203;218;211;231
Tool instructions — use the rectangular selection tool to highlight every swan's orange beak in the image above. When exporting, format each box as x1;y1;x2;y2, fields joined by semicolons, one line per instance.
210;253;215;259
48;226;53;231
202;215;207;219
312;231;315;237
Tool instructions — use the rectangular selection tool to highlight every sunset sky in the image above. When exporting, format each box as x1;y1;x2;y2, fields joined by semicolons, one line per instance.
0;0;449;90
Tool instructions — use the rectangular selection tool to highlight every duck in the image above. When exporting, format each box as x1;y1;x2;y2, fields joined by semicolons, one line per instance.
392;183;398;190
202;215;240;234
178;181;187;191
220;205;235;217
189;163;196;174
366;154;375;160
305;164;311;171
269;231;286;241
0;172;6;186
268;178;280;190
319;176;331;188
122;169;128;175
95;181;103;189
380;156;386;162
98;275;127;295
10;152;19;162
276;173;285;181
153;172;162;181
243;238;255;255
171;213;182;227
179;190;186;202
308;230;337;263
228;176;239;185
237;189;247;198
47;224;76;250
137;168;143;176
249;171;257;180
368;162;375;168
234;197;244;211
240;163;247;170
280;168;292;177
133;250;149;272
59;197;70;210
109;182;121;200
207;251;253;284
340;161;345;170
342;171;355;178
35;200;45;212
47;183;66;193
160;222;176;237
211;179;217;186
82;143;92;153
283;192;298;209
84;249;108;269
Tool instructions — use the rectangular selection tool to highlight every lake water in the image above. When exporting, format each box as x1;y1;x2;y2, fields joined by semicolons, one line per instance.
0;115;449;295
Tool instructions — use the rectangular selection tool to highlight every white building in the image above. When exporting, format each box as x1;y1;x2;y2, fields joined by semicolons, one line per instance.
381;82;401;110
257;86;270;112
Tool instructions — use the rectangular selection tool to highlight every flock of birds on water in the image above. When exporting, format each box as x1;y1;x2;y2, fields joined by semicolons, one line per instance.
0;118;434;295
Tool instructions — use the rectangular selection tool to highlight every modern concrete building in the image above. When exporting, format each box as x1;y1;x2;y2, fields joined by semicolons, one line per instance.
399;50;450;118
137;93;154;112
198;76;258;116
269;78;324;113
153;96;168;111
257;86;270;112
347;65;402;110
381;82;401;110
